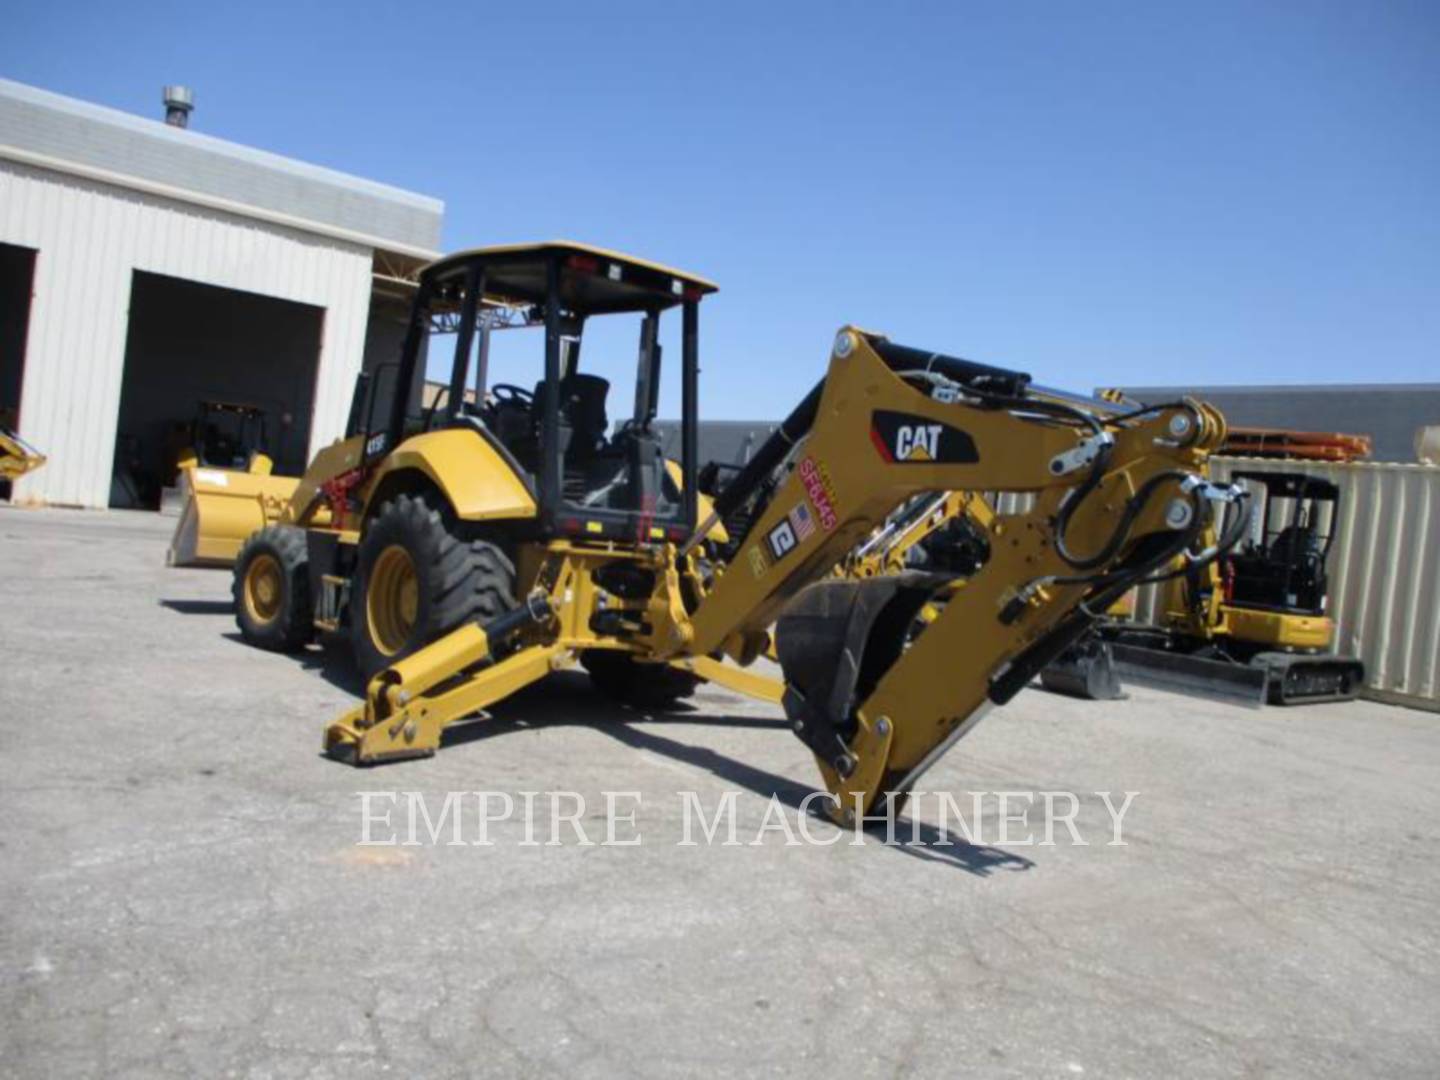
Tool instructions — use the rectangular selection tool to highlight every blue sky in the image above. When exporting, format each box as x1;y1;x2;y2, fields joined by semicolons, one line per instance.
4;1;1436;418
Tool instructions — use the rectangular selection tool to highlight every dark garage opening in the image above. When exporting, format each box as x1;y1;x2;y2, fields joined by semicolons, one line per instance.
0;242;38;501
110;272;324;509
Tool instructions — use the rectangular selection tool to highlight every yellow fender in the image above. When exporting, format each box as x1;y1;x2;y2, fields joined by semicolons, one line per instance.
363;428;536;522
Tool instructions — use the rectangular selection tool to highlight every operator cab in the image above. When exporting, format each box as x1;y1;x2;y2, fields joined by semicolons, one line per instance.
1225;472;1340;615
187;400;269;470
358;242;716;542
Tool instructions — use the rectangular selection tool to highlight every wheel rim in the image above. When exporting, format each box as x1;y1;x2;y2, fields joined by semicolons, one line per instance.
243;553;283;625
367;544;419;656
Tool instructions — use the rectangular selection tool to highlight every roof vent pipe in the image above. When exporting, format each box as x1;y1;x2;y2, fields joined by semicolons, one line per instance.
162;85;194;128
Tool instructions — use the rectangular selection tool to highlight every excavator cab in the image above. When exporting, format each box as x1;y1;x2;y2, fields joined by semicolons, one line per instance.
1224;472;1338;616
363;243;715;544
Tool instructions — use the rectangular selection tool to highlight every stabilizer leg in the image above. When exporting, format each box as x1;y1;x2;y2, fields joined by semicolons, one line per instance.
324;594;561;764
677;655;785;704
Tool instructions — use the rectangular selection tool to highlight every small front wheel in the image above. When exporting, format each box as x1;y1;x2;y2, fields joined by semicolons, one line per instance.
232;525;314;651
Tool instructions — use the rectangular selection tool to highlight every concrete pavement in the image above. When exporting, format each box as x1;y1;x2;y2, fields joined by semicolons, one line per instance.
2;505;1437;1078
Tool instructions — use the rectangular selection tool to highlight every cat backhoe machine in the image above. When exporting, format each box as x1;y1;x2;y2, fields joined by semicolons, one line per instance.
1043;471;1363;706
228;242;1236;819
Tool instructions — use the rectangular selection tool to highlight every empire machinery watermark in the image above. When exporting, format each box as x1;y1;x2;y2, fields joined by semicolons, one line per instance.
355;789;1139;849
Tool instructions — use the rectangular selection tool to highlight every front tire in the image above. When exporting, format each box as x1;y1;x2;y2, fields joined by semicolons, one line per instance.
233;525;314;651
350;493;516;681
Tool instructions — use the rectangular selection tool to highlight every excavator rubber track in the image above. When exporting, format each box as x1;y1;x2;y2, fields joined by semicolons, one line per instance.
1251;652;1365;705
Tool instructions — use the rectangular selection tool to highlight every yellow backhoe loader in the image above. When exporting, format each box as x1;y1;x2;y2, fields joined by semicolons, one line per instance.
225;242;1234;820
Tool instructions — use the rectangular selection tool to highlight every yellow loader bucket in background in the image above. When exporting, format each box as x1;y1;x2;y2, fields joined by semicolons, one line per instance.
1;427;46;482
166;466;299;567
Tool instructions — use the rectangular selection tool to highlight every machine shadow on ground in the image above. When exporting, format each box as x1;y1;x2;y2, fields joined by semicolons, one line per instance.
159;598;235;616
440;671;1033;878
167;590;1031;878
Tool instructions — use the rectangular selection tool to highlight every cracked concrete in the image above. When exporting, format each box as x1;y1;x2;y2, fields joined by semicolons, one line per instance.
2;504;1438;1078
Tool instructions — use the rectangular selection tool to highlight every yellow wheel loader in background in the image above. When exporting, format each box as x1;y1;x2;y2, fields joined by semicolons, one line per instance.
221;241;1236;820
167;401;297;567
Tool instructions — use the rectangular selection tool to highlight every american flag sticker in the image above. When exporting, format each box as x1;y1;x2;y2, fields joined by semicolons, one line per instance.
788;502;816;541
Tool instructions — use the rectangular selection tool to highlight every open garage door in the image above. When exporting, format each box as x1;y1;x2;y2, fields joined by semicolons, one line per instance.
110;272;324;509
0;242;38;502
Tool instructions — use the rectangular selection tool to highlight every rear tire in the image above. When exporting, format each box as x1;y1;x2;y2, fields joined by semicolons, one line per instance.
581;651;700;710
350;493;516;681
233;525;314;652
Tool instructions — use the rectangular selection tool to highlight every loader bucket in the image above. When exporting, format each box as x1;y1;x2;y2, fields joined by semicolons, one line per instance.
0;427;46;482
166;466;299;567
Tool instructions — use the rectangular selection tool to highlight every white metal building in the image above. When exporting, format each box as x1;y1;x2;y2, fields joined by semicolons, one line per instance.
0;78;442;508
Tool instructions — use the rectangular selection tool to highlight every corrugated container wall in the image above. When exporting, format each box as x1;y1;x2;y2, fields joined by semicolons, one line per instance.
1;157;374;507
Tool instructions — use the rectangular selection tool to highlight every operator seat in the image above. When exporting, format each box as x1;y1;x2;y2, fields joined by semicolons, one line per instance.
533;373;612;503
534;373;610;460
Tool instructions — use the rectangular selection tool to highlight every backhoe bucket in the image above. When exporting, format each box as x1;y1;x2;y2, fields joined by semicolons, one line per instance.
1040;636;1125;700
166;466;298;567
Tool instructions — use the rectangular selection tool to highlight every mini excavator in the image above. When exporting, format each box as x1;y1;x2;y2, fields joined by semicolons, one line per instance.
1044;470;1363;706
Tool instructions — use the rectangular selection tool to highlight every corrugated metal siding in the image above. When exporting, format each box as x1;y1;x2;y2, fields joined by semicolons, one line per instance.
0;78;443;252
1;157;373;508
1126;457;1440;712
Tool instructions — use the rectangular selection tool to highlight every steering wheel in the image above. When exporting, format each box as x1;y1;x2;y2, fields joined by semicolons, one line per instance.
491;383;534;407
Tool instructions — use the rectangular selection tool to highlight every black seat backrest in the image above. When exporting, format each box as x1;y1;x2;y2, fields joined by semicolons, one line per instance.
536;373;610;457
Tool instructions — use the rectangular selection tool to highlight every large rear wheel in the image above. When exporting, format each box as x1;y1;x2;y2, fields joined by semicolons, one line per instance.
233;525;314;651
350;493;516;681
